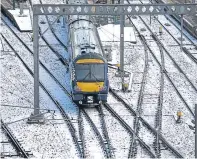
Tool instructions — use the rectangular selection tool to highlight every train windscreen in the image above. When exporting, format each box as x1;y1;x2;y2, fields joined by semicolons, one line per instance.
75;63;105;82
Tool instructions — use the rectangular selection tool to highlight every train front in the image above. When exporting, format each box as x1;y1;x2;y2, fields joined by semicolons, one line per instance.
72;53;108;105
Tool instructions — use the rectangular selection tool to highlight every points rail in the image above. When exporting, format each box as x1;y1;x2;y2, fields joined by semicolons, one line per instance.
127;12;195;118
109;88;183;158
1;120;29;158
103;102;156;158
80;108;113;158
1;33;84;158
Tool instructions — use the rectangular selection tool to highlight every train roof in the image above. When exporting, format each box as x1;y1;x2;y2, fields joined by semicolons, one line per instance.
73;53;107;63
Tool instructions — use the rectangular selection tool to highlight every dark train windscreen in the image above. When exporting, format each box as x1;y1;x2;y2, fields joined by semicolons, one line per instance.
75;64;105;82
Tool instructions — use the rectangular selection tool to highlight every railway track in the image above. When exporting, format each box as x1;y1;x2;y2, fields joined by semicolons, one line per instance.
142;0;197;65
1;120;30;158
108;88;183;158
1;19;113;157
103;102;156;158
29;0;69;66
154;39;165;158
1;17;70;96
1;128;18;158
97;105;114;158
80;107;113;158
2;17;115;158
127;12;195;118
76;105;115;158
38;0;68;50
139;0;197;72
123;1;189;157
154;0;197;42
0;33;84;158
128;32;149;158
77;108;86;158
134;16;197;93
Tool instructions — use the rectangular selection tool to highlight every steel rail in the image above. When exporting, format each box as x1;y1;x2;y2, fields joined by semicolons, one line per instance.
154;0;197;46
81;108;110;158
127;13;195;118
151;15;197;64
182;47;197;64
97;105;114;158
78;109;86;158
154;40;165;158
140;34;195;118
103;103;156;158
151;33;197;92
1;18;71;97
147;0;197;65
138;15;197;92
1;120;29;158
109;87;183;158
28;0;69;67
1;33;83;158
136;0;197;66
38;0;68;51
128;31;149;158
139;16;196;116
124;3;183;156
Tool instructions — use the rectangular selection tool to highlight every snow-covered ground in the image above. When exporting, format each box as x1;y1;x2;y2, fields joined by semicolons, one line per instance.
1;0;196;158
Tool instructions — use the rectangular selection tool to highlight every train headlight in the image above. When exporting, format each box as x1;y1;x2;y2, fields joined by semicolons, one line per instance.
99;86;106;91
74;85;81;91
79;101;83;104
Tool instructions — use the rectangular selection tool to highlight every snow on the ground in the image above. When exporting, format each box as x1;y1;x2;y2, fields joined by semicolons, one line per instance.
102;7;196;158
8;9;32;31
0;38;78;158
81;111;105;158
0;128;18;157
102;105;131;158
1;0;197;158
98;24;137;43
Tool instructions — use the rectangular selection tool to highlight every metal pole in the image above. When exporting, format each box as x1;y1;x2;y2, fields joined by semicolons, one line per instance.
150;14;151;25
19;3;24;15
13;0;15;10
181;14;183;49
27;15;44;123
195;104;197;158
120;0;124;89
150;0;152;25
62;16;65;28
33;15;40;116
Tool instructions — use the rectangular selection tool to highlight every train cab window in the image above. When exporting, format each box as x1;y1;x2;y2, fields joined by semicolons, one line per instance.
75;63;105;82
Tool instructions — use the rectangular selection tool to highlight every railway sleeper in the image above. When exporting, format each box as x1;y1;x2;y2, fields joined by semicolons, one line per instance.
1;153;19;158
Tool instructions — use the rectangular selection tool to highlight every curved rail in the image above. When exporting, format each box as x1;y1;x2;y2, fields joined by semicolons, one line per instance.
140;15;197;92
78;108;86;158
103;103;156;158
1;33;83;158
1;18;71;97
129;32;149;158
97;105;114;158
109;88;183;158
1;120;29;158
81;108;110;158
127;14;195;118
38;0;68;51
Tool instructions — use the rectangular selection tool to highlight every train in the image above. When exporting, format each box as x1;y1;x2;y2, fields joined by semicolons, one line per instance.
68;0;109;106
